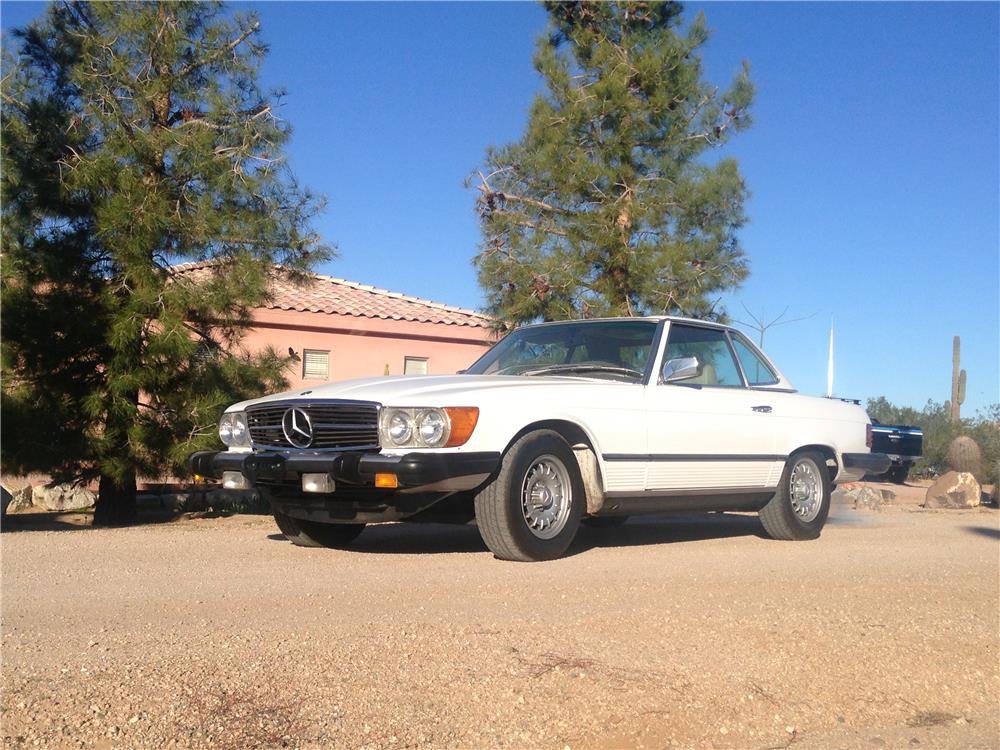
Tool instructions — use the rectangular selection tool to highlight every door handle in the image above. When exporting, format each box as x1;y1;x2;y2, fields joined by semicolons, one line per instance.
751;405;772;413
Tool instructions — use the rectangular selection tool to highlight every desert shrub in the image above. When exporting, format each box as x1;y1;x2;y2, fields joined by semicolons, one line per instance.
866;398;999;483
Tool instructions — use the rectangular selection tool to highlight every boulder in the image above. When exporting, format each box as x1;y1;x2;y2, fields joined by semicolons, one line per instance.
32;483;96;511
924;471;981;509
833;484;895;511
7;485;35;513
853;486;884;511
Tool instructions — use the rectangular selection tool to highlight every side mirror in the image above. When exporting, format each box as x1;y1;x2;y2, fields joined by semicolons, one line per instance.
662;356;701;383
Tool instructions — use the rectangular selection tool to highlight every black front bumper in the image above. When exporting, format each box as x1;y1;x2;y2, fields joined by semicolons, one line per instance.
843;452;891;475
189;449;500;490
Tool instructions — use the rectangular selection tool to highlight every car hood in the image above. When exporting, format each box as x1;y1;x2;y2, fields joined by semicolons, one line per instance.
226;374;632;412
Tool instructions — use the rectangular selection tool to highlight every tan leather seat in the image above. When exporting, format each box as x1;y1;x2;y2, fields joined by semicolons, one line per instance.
685;363;717;385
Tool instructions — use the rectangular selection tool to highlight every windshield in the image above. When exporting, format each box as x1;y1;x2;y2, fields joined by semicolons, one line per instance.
466;320;659;382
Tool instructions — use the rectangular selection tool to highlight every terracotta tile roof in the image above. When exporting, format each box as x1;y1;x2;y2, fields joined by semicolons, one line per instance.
172;261;492;329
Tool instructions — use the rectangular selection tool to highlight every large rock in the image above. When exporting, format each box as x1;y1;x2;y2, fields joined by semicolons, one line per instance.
924;471;981;509
6;485;35;513
32;483;96;511
833;484;895;512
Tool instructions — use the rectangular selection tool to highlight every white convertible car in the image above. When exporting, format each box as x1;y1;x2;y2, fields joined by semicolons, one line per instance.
190;317;889;561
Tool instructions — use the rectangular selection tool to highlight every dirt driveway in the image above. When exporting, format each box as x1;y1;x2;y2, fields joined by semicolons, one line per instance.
2;494;998;749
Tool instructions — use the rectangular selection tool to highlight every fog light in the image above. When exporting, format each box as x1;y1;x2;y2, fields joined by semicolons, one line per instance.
302;473;336;494
374;473;398;489
222;471;249;490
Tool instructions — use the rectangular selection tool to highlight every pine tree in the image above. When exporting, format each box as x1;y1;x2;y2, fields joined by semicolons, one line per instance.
1;2;330;524
472;1;753;328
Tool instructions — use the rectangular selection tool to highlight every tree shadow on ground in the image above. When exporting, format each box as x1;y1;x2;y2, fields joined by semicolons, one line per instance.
271;512;768;557
0;507;245;533
1;510;101;533
964;526;1000;540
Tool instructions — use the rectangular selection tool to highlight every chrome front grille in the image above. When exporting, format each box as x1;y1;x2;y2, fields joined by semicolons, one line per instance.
246;400;380;451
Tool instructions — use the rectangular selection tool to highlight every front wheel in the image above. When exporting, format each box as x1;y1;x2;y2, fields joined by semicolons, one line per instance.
759;451;831;541
273;510;365;549
474;430;584;562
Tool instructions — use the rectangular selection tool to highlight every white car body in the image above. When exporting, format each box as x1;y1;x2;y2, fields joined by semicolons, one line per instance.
193;317;887;559
227;370;871;489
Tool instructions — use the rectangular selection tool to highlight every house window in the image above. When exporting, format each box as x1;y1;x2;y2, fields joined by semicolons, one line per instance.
303;349;330;380
404;357;428;375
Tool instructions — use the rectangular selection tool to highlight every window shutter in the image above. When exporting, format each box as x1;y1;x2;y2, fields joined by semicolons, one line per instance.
404;357;428;375
303;350;330;380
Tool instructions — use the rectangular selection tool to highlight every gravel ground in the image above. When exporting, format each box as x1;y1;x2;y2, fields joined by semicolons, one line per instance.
2;490;998;749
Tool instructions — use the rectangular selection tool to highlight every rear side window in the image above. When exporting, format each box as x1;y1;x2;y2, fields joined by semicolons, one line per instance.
663;324;743;387
731;334;780;386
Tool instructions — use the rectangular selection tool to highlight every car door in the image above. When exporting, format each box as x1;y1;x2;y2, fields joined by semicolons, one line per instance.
728;330;809;464
641;323;784;493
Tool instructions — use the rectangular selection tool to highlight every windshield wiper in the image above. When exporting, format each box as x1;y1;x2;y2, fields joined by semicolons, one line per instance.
518;363;644;380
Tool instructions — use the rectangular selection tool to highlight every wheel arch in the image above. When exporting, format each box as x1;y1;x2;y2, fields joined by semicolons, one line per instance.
789;443;839;482
503;419;607;514
503;419;594;452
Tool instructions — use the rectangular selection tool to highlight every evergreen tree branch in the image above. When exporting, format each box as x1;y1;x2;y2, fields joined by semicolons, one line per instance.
475;170;573;216
176;19;261;78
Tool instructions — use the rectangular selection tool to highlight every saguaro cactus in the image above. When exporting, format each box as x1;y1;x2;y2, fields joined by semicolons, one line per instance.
946;435;982;476
950;336;962;424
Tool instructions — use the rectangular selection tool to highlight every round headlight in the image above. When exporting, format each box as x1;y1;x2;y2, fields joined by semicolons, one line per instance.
387;411;414;445
417;410;448;446
231;413;248;444
219;412;249;447
219;413;235;446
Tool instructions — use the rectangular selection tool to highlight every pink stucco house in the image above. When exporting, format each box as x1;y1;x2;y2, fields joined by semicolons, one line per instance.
175;262;494;389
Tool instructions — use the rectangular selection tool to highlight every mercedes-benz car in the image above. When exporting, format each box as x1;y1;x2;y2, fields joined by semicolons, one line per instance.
189;317;889;561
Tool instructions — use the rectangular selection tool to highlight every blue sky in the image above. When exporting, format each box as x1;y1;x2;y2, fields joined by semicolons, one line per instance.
2;1;997;414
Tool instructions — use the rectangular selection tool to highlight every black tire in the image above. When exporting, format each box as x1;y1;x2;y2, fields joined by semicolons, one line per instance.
886;465;910;484
474;430;584;562
582;515;629;528
759;451;831;541
273;510;365;549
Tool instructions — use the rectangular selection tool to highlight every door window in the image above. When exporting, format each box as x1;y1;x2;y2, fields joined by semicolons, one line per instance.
663;324;743;387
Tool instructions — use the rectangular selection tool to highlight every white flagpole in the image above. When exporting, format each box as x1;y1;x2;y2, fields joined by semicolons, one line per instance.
826;317;834;398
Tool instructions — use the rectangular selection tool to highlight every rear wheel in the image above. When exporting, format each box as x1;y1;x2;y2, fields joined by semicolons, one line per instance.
886;464;910;484
273;510;365;549
759;451;831;541
474;430;584;562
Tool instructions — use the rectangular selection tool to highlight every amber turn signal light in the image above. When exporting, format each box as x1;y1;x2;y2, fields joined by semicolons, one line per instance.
374;473;399;489
444;407;479;447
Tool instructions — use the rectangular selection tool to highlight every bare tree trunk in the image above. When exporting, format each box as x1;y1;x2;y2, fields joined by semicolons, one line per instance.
94;470;137;526
93;388;140;526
